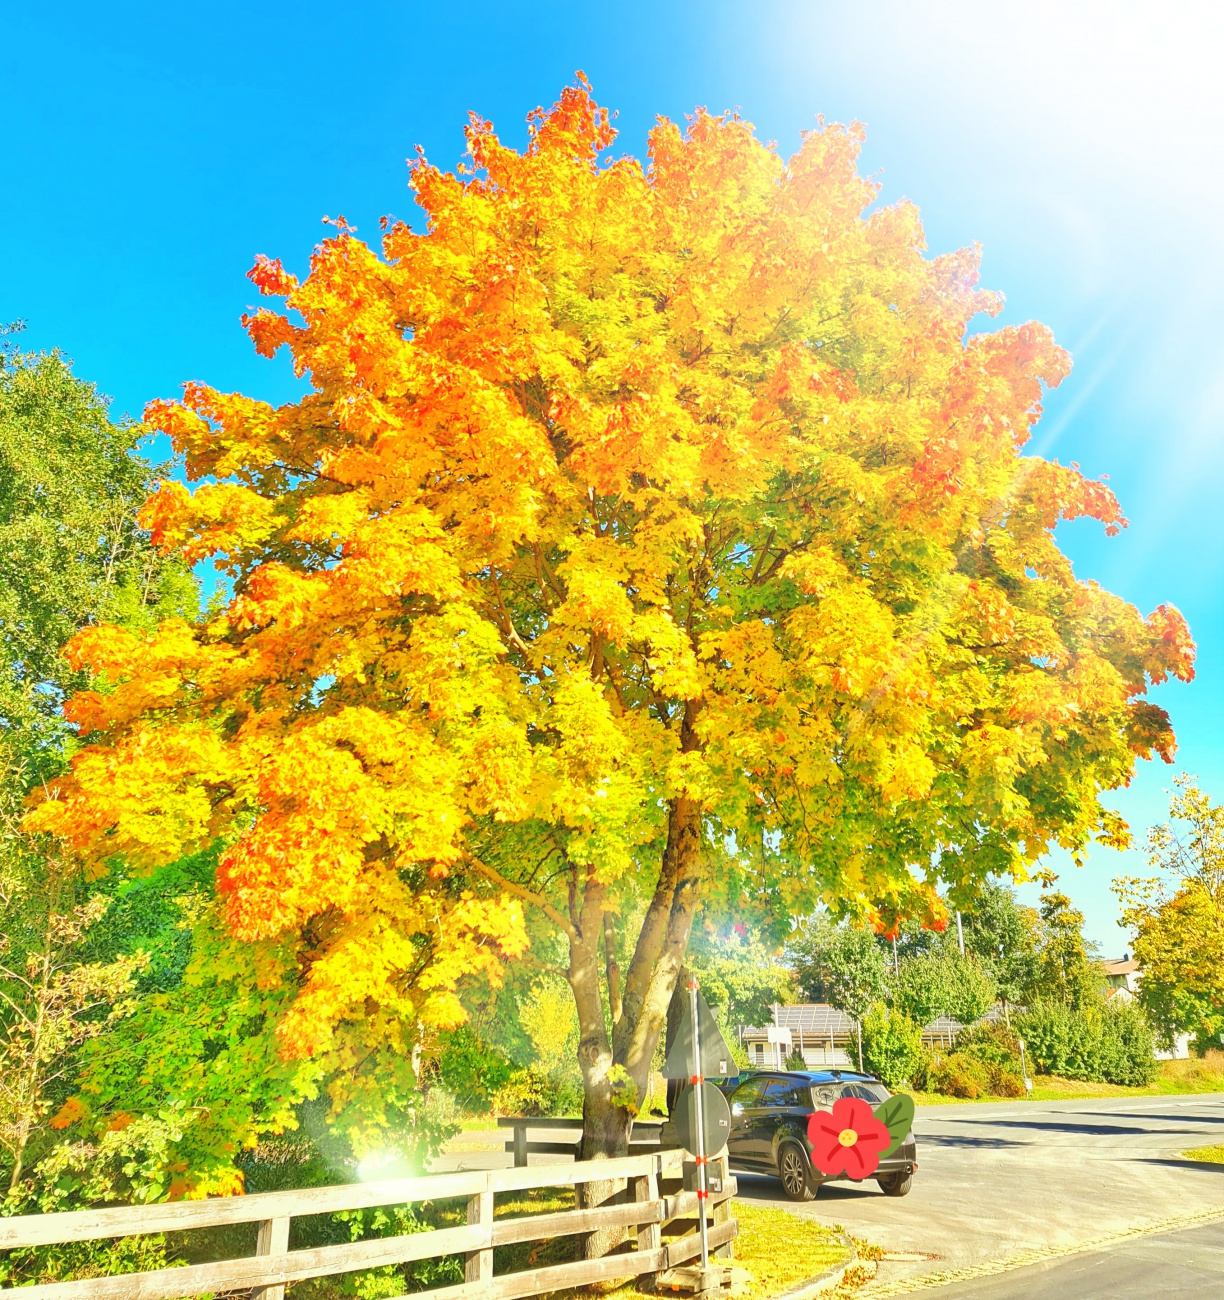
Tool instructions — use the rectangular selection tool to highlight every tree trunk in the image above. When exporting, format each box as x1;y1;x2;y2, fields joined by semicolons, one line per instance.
567;787;705;1261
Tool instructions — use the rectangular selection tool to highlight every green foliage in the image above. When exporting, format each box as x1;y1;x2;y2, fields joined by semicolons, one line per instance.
1115;778;1224;1055
689;925;796;1033
790;915;890;1021
892;948;996;1027
0;1231;172;1288
1016;998;1157;1086
857;1003;923;1089
957;881;1040;1009
437;1027;513;1110
891;951;947;1026
492;1066;583;1118
954;1021;1023;1073
917;1052;990;1099
1029;890;1101;1010
0;327;195;783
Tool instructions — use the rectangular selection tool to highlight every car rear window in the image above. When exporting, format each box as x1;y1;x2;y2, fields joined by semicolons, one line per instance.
809;1081;890;1108
844;1082;890;1104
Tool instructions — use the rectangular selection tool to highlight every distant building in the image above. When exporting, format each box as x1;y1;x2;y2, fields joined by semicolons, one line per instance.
738;1004;855;1067
738;1002;1004;1068
1102;955;1140;998
1103;954;1192;1060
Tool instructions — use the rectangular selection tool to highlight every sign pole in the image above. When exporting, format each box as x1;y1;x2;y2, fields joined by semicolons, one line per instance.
689;977;710;1271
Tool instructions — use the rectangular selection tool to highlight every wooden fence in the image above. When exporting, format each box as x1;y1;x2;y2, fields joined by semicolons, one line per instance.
496;1118;667;1166
0;1148;737;1300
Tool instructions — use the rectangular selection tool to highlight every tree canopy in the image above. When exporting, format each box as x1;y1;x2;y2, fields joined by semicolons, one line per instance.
27;84;1194;1154
0;327;195;784
1115;778;1224;1054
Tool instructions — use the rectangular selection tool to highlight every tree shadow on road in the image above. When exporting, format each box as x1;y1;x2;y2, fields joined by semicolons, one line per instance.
1104;1112;1224;1127
916;1135;1026;1148
1133;1155;1224;1175
942;1119;1194;1137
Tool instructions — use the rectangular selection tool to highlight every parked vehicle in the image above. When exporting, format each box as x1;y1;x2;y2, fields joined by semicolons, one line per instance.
725;1069;917;1201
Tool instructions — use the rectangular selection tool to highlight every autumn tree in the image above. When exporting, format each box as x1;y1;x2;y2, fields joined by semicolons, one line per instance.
1115;778;1224;1054
29;83;1194;1165
1030;888;1100;1010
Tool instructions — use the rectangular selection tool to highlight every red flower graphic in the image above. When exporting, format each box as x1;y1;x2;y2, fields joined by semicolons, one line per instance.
806;1096;891;1180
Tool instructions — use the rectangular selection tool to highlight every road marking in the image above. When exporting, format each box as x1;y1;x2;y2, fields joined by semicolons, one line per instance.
848;1201;1224;1297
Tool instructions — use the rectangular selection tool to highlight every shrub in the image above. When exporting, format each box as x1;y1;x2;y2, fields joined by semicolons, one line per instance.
925;1051;992;1098
984;1063;1025;1096
1015;998;1158;1086
859;1003;923;1088
954;1021;1023;1072
1098;1000;1159;1087
492;1067;582;1118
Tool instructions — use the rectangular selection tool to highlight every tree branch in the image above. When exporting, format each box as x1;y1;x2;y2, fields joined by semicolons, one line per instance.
465;853;578;942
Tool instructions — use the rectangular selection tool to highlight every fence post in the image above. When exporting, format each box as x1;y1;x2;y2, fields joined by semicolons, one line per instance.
710;1155;733;1259
634;1160;661;1274
465;1183;495;1285
513;1123;528;1168
251;1215;290;1300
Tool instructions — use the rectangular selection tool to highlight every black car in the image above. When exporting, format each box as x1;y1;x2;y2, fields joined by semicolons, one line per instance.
725;1069;917;1202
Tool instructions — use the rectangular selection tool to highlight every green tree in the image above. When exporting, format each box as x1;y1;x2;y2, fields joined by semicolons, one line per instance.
0;327;195;779
1029;889;1100;1010
1115;778;1224;1055
0;329;199;1200
891;950;950;1026
892;946;996;1028
857;1002;923;1087
790;915;890;1062
688;924;796;1034
958;881;1039;1020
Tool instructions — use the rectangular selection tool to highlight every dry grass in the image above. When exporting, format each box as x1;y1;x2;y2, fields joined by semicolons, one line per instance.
722;1201;853;1298
543;1199;853;1300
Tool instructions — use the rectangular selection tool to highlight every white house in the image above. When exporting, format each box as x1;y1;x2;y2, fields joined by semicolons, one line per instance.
1103;954;1192;1060
739;1004;856;1067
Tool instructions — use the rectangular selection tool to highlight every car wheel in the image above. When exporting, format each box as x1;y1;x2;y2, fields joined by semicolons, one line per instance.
877;1171;913;1197
778;1142;816;1201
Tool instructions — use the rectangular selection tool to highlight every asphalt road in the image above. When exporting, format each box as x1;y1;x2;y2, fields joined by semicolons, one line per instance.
928;1218;1224;1298
731;1092;1224;1292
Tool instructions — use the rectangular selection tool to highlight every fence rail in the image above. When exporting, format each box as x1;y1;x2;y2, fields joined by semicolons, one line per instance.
0;1148;737;1300
495;1118;668;1167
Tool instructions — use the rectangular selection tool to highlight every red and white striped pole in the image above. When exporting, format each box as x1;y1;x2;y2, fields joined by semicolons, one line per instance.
689;977;709;1270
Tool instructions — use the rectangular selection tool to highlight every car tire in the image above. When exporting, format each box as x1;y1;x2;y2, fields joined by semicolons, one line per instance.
877;1171;913;1197
778;1142;816;1201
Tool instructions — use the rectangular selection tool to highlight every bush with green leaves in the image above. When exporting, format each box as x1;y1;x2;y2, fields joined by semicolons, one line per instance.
437;1028;514;1111
954;1021;1023;1073
1016;998;1157;1085
492;1067;583;1118
857;1003;924;1089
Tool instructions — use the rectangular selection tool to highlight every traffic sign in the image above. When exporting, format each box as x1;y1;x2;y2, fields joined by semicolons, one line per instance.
662;989;735;1080
672;1081;732;1157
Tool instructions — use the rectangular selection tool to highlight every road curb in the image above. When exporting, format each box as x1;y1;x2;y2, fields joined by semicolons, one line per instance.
767;1231;859;1299
852;1200;1224;1296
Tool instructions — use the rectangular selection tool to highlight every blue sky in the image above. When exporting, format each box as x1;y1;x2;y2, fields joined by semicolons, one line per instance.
4;0;1222;953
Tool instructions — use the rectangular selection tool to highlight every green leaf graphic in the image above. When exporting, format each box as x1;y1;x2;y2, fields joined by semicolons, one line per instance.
873;1093;915;1159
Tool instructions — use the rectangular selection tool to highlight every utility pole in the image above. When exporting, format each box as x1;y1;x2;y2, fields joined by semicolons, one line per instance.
956;911;965;955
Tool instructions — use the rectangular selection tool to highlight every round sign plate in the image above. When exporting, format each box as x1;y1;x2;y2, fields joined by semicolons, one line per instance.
672;1081;732;1157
